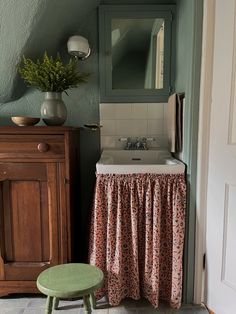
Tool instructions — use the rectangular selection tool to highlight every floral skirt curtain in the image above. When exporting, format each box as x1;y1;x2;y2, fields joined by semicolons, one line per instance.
89;173;186;309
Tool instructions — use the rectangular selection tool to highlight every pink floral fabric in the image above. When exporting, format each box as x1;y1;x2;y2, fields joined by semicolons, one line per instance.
89;173;186;309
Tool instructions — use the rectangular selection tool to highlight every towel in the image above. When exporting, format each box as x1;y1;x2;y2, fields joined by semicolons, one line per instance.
167;93;184;153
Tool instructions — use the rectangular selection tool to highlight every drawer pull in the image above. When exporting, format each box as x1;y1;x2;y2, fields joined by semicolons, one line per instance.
37;143;49;152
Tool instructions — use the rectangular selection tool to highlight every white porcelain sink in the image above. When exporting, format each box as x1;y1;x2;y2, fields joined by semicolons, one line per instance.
96;149;185;174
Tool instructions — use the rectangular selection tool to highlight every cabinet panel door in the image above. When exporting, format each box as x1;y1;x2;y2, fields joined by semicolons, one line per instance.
0;163;60;280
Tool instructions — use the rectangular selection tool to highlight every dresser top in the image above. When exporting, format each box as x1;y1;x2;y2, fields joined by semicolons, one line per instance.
0;126;81;135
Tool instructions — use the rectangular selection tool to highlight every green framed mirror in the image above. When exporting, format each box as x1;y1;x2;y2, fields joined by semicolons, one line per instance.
99;5;176;102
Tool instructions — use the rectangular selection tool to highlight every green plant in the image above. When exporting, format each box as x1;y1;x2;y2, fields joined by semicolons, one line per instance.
18;52;88;93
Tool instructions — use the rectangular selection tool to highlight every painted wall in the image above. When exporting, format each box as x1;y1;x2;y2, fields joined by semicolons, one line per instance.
175;0;203;303
0;0;100;261
101;0;176;4
0;0;99;124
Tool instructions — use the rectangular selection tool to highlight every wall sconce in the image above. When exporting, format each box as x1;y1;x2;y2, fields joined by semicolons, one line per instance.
67;35;91;60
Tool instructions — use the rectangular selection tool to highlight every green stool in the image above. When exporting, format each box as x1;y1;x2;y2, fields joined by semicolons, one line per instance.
37;263;104;314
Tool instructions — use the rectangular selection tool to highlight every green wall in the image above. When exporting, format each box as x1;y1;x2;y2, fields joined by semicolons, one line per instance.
101;0;176;4
175;0;203;303
0;0;100;261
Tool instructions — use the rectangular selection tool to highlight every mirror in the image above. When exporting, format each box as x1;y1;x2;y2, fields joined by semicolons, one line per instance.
99;5;175;102
112;18;165;90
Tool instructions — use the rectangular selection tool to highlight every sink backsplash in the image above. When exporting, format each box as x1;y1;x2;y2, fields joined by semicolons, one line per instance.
100;103;168;150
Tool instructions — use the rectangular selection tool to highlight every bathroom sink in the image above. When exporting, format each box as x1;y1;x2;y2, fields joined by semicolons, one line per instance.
96;149;185;174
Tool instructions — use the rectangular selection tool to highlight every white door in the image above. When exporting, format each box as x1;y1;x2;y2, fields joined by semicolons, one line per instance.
205;0;236;313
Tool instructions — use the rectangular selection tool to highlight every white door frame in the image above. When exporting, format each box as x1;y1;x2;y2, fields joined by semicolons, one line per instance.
194;0;216;304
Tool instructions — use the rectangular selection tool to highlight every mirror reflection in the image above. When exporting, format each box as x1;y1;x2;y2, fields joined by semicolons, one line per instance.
111;18;165;90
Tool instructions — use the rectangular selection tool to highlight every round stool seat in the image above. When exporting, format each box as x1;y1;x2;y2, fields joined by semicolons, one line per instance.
37;263;104;314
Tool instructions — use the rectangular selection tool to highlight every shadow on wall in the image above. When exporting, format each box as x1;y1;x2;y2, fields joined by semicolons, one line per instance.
0;0;99;102
78;129;100;262
0;0;100;261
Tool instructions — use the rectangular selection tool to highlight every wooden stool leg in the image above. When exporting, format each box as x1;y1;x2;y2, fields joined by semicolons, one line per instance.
83;295;92;314
53;297;59;310
45;296;53;314
90;293;96;309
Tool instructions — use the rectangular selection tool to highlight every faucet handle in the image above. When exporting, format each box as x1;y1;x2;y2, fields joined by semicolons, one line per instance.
119;137;128;142
135;141;141;149
139;137;147;150
119;137;132;150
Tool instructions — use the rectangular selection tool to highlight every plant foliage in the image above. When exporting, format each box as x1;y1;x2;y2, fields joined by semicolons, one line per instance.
18;52;88;92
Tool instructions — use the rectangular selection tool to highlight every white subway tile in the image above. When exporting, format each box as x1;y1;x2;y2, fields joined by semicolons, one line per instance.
116;119;148;136
146;135;169;148
131;120;147;135
163;103;168;134
147;119;163;135
115;136;126;149
131;103;147;119
100;103;116;119
101;136;116;149
115;104;132;119
116;120;132;135
147;103;164;119
145;136;160;148
100;120;117;135
160;135;168;148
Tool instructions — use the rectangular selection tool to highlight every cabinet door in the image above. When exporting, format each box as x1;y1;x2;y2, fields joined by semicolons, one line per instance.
0;162;61;281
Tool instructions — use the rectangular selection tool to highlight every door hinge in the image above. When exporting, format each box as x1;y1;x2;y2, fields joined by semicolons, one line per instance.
203;253;206;270
171;12;174;22
169;86;173;93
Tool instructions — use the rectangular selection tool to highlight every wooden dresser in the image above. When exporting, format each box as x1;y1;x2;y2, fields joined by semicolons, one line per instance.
0;126;80;296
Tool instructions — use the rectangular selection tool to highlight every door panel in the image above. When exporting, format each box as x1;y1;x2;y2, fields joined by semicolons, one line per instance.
221;184;236;290
0;162;59;281
7;181;43;262
206;0;236;312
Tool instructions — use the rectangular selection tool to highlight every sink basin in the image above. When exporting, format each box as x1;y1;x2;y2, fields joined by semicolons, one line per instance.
96;149;185;174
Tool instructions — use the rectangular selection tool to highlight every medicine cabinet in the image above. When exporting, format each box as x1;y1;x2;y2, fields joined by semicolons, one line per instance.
99;5;176;102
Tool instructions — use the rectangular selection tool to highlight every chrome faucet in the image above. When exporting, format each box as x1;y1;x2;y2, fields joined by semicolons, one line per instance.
119;137;154;150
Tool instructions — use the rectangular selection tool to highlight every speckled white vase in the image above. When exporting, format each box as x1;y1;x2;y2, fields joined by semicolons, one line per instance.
41;92;67;126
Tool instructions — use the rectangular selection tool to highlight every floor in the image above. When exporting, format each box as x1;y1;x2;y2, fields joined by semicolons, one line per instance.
0;295;209;314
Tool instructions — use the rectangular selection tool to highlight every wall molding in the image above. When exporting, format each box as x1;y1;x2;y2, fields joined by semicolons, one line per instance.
194;0;216;304
182;0;204;304
228;0;236;145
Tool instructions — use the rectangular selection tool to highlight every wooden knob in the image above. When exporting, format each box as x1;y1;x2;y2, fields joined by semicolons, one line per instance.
37;143;49;152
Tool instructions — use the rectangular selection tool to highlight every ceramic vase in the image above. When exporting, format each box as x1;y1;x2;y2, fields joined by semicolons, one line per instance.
41;92;67;126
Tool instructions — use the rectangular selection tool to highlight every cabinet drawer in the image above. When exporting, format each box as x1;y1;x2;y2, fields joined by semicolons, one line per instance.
0;135;65;159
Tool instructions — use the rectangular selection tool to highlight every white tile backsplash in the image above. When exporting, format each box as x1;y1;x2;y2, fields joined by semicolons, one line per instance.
100;103;168;149
115;103;132;119
101;136;117;148
116;120;148;136
100;120;117;135
131;103;148;119
147;103;164;119
147;119;163;135
100;103;116;119
116;120;133;136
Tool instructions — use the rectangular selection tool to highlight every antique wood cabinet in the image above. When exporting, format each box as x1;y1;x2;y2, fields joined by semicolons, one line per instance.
0;126;80;296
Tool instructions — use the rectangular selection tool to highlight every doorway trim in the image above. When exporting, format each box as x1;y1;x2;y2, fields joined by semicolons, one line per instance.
194;0;215;304
182;0;203;303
